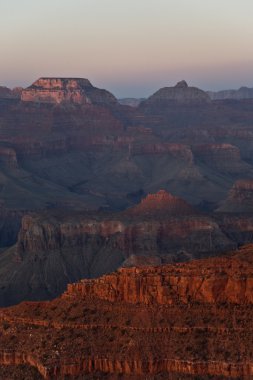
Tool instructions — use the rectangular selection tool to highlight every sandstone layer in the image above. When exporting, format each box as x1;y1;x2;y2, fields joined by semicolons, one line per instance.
21;78;118;105
0;245;253;379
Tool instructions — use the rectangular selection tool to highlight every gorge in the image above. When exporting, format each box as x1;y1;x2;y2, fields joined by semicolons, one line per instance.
0;78;253;378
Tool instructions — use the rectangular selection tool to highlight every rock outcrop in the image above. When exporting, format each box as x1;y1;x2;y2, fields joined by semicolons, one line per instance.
0;245;253;379
217;179;253;212
21;78;118;105
128;190;196;216
65;244;253;305
140;80;211;108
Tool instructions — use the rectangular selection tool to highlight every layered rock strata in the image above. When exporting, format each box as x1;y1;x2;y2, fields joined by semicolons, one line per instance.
21;78;118;105
66;245;253;305
0;245;253;378
0;191;235;306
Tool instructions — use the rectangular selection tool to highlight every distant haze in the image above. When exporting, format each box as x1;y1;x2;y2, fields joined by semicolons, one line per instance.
1;0;253;97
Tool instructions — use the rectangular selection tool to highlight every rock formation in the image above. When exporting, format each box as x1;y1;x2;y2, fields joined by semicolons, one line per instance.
217;179;253;212
21;77;118;105
0;199;236;306
65;244;253;304
0;245;253;379
0;86;21;99
192;143;249;173
208;86;253;100
1;77;253;309
140;80;211;108
128;190;196;216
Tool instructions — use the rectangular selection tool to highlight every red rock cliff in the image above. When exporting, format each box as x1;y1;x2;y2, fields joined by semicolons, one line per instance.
21;77;118;105
65;244;253;305
0;245;253;379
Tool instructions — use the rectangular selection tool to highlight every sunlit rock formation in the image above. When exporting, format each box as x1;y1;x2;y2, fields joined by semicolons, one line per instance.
21;77;118;105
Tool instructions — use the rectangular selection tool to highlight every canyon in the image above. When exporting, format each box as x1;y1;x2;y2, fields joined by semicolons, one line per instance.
3;186;253;306
0;188;243;306
1;77;253;378
0;244;253;378
0;78;253;307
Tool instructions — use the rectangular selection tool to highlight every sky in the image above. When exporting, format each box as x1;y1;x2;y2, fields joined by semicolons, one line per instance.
1;0;253;97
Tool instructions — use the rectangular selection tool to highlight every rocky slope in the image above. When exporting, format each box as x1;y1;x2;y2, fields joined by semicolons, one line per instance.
208;86;253;100
0;245;253;379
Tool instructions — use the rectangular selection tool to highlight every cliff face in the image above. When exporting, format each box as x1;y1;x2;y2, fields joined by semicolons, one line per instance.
0;195;236;307
66;245;253;305
17;211;230;257
21;77;118;105
0;245;253;379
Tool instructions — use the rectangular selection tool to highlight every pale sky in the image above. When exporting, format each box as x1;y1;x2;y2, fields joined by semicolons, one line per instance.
1;0;253;97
